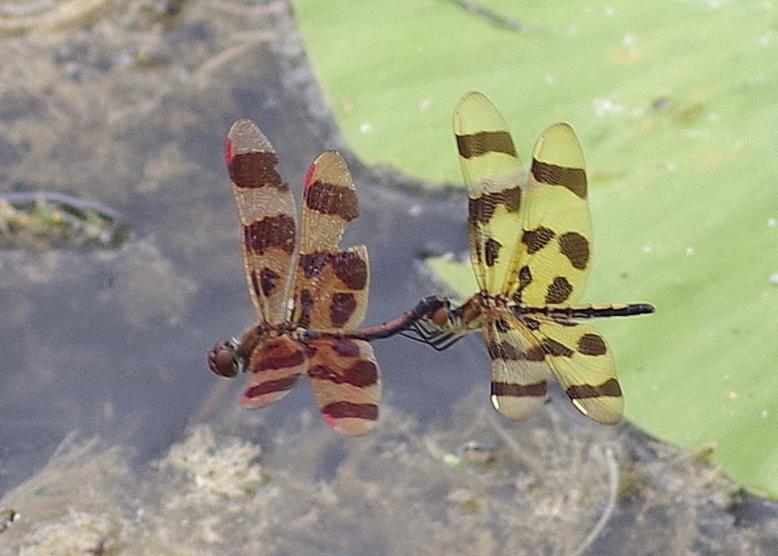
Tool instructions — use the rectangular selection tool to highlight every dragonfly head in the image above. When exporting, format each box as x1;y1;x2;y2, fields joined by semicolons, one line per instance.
429;298;454;329
207;337;245;377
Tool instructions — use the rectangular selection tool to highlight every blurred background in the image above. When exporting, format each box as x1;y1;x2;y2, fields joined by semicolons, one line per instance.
0;1;776;553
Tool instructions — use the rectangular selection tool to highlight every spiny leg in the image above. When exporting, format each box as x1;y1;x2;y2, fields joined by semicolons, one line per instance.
403;321;465;351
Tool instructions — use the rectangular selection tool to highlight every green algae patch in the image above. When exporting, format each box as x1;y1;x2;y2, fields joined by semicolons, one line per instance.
295;0;778;498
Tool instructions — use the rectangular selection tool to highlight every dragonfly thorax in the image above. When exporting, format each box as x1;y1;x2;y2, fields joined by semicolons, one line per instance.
476;292;511;309
447;295;484;330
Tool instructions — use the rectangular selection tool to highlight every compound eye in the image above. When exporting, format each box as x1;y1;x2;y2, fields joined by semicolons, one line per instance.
430;305;451;328
207;340;239;377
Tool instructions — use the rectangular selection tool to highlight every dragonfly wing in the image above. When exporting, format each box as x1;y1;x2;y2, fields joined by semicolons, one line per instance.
529;316;623;424
307;338;381;436
225;119;297;325
484;312;551;420
506;123;592;305
454;92;525;295
240;335;307;408
293;152;369;330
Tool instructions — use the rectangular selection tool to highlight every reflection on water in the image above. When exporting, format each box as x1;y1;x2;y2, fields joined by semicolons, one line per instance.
0;1;776;553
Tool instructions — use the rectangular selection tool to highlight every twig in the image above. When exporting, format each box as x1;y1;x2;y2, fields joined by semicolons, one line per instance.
486;411;545;477
191;35;275;88
0;0;111;36
445;0;525;32
572;446;619;556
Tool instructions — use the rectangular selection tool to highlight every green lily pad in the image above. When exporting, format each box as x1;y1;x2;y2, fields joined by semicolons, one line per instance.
294;0;778;498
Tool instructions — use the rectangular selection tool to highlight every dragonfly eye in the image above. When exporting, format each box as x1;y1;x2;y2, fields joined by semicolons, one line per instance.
430;304;451;328
208;339;240;377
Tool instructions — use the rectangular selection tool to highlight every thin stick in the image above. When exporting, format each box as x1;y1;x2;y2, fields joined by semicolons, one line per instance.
0;0;110;35
486;411;546;478
572;446;619;556
445;0;525;31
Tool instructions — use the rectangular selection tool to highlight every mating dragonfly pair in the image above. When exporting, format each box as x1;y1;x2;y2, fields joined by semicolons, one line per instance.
208;92;654;436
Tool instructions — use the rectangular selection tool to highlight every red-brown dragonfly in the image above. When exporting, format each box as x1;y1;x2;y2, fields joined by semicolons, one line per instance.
208;119;444;436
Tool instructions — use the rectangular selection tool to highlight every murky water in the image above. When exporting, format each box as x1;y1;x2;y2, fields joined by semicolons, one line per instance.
0;0;472;478
0;1;776;554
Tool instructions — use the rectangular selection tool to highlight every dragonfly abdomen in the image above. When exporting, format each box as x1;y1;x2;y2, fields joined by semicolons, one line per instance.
517;303;655;320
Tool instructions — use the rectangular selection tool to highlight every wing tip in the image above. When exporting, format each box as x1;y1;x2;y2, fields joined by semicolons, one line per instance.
226;118;274;154
453;91;512;140
490;393;545;421
239;389;290;409
322;413;377;437
305;150;350;189
571;398;624;425
457;90;489;106
534;122;584;161
540;121;577;138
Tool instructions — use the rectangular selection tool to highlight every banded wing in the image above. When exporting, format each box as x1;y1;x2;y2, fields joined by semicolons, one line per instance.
241;335;307;408
225;119;297;325
506;123;592;304
307;338;381;436
483;312;550;420
298;151;358;254
293;152;369;330
526;315;623;424
293;151;380;435
454;92;524;294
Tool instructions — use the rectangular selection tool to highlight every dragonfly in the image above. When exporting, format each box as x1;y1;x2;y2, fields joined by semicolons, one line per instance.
207;119;445;436
400;92;655;424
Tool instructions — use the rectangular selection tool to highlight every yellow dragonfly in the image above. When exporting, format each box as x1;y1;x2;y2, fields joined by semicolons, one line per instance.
405;92;655;424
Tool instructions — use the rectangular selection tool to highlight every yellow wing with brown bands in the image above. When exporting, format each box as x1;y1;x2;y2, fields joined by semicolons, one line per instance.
505;123;592;305
527;316;623;424
453;92;525;295
484;311;550;421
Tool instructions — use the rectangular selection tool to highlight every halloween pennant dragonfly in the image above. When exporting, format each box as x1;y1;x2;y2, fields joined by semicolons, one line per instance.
207;119;431;436
402;92;655;424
